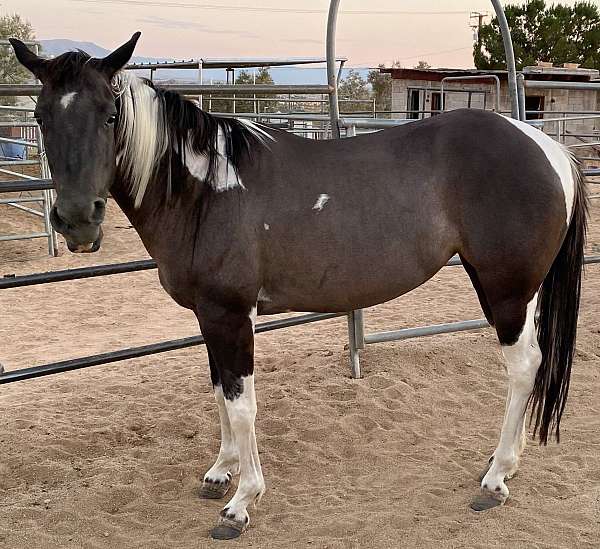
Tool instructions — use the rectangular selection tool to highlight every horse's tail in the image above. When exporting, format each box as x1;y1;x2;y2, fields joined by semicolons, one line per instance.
530;156;588;445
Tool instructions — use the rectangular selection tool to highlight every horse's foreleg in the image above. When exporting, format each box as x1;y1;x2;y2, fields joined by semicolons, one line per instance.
197;305;264;540
200;354;239;498
472;294;541;511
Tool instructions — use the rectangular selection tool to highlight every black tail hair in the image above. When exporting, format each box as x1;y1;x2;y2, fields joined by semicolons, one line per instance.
530;163;588;444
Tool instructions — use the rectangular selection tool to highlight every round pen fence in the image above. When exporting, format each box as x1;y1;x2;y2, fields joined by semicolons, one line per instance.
2;0;600;381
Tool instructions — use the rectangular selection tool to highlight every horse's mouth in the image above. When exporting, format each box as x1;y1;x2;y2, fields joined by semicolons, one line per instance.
66;227;103;254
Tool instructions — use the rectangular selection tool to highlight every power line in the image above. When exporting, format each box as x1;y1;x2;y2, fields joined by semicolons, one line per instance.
71;0;472;15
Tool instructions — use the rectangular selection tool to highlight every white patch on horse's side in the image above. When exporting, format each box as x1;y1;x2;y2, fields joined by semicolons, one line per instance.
222;374;265;525
313;193;330;211
263;223;270;231
60;92;77;109
257;287;271;303
236;118;276;147
182;128;245;193
501;116;575;224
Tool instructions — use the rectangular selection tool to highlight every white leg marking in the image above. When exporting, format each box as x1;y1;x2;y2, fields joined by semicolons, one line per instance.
502;115;575;223
249;305;257;332
263;223;270;231
204;385;239;483
60;92;78;109
482;293;541;500
222;375;265;526
313;193;330;211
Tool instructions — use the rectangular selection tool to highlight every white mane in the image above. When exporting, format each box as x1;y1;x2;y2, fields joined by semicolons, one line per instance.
112;72;275;208
113;72;168;208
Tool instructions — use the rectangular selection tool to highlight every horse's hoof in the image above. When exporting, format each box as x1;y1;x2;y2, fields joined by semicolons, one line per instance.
469;491;505;512
210;516;247;540
199;477;231;500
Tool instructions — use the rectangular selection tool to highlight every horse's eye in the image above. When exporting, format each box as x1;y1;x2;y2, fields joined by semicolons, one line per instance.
106;115;116;126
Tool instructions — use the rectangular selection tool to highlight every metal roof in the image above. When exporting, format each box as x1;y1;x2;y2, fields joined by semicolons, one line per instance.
126;57;347;71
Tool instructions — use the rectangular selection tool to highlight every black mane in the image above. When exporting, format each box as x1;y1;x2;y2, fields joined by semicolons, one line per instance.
155;84;255;192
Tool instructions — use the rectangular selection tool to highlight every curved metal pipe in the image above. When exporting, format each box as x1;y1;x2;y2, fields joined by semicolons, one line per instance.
326;0;341;138
490;0;519;119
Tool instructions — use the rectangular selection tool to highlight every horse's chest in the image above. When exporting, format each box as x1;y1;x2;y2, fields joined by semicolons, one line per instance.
157;266;196;310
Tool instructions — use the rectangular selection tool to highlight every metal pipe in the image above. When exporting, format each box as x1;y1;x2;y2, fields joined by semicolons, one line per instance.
0;136;38;148
490;0;519;119
0;84;334;97
0;197;44;204
0;179;53;192
517;73;526;121
0;312;344;384
364;319;490;345
326;0;342;139
0;259;157;289
526;81;600;91
346;313;362;379
0;232;48;242
440;75;501;112
3;203;44;217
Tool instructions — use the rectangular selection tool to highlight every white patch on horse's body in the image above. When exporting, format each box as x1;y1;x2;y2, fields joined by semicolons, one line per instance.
313;193;330;211
221;375;265;527
481;292;541;501
502;116;576;223
182;128;245;193
236;118;276;147
204;385;239;483
249;305;257;332
60;91;77;109
257;287;271;303
263;223;270;231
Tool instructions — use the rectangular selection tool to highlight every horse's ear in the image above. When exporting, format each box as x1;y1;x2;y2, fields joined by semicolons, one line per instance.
9;38;48;81
97;32;141;78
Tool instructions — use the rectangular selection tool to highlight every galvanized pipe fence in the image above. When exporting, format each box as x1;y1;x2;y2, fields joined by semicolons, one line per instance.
2;1;599;383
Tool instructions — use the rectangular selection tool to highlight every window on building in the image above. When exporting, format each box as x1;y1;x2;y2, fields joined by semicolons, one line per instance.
525;96;545;119
407;89;421;119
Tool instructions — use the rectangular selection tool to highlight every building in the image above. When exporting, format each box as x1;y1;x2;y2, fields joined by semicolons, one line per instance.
380;64;599;165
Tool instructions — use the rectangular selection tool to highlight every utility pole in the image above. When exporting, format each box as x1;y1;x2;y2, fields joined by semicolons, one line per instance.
470;11;488;43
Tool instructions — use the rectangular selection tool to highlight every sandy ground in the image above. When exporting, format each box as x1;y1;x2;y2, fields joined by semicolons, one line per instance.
0;190;599;549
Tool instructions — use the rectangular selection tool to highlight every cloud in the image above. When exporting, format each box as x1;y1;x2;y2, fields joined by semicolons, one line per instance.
136;15;260;38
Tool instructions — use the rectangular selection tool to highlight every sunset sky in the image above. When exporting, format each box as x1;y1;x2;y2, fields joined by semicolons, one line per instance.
2;0;584;68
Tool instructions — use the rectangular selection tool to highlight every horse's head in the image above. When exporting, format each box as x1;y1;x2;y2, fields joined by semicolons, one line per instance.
10;33;141;253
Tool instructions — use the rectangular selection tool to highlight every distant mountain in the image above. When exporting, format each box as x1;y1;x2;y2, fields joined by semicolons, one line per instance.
38;39;372;85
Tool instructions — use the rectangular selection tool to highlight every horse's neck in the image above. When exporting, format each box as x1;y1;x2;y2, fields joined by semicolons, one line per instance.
109;171;193;262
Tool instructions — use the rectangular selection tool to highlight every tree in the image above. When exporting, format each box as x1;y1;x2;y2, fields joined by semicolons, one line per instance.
474;0;600;70
414;60;431;69
368;60;401;116
0;14;35;91
338;69;370;113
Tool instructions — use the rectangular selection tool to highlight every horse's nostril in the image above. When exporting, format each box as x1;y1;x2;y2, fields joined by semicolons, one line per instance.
91;199;106;222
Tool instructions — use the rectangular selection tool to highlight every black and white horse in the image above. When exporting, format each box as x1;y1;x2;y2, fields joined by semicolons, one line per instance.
10;33;587;540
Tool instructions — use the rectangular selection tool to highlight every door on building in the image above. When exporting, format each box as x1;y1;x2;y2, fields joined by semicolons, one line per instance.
430;91;443;115
407;89;421;119
525;95;545;119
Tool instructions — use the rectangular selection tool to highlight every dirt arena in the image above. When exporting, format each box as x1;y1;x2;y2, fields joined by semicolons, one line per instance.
1;191;599;548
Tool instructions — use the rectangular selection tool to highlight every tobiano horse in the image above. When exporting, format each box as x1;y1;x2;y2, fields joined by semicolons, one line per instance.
11;33;588;540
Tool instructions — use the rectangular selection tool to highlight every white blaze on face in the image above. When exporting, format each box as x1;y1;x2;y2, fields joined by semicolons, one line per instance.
313;194;330;211
60;92;78;110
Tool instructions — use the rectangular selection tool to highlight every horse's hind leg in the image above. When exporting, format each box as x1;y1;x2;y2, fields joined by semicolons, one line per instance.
199;346;239;500
471;292;541;511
